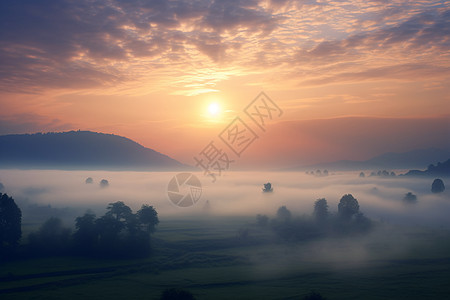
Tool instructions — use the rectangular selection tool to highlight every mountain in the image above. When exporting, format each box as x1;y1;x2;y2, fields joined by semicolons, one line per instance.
402;159;450;177
293;148;450;171
0;131;190;171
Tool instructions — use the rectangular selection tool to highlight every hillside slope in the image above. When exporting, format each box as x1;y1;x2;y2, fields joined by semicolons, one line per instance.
0;131;189;171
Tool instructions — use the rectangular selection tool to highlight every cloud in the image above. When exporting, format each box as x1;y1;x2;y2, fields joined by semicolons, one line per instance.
272;6;450;87
301;63;450;86
0;0;448;94
199;0;278;34
296;8;450;61
0;0;279;92
192;32;228;62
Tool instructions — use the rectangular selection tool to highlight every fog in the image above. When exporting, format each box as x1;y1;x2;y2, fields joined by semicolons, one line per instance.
0;170;448;228
1;169;450;300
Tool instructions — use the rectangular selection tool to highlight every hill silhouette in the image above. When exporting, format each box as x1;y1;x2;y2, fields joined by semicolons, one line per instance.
0;131;190;171
294;148;450;171
403;159;450;177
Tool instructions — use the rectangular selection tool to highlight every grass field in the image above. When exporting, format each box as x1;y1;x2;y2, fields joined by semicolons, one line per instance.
1;217;450;299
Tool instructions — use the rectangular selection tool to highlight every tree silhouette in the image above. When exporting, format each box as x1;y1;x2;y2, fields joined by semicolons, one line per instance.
94;213;128;257
338;194;359;220
431;178;445;193
403;192;417;203
100;179;109;188
313;198;328;223
268;196;373;241
24;201;159;258
93;202;158;257
0;182;4;192
28;217;71;256
359;172;365;178
85;177;93;184
96;215;123;245
73;211;98;255
106;201;132;221
137;204;159;233
271;206;295;240
263;182;273;192
277;206;291;221
0;193;22;255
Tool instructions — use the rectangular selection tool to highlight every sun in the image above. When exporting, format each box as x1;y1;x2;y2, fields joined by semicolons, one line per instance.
208;102;221;116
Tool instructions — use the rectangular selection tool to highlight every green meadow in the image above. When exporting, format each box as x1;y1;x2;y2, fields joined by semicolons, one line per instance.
2;217;450;300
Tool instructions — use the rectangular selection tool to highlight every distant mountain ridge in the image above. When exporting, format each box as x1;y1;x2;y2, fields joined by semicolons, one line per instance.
0;131;190;171
295;148;450;171
403;159;450;177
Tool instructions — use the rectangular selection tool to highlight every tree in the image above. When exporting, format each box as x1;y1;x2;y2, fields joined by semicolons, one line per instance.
403;192;417;204
28;217;71;255
106;201;132;221
137;204;159;233
263;182;273;192
95;202;158;258
73;211;98;254
95;214;124;256
277;206;291;221
160;288;196;300
359;172;365;178
431;178;445;193
96;215;123;240
313;198;328;223
338;194;359;220
85;177;93;184
0;193;22;254
100;179;109;188
0;182;4;192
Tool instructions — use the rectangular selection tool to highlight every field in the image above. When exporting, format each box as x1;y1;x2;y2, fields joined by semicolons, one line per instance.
2;217;450;300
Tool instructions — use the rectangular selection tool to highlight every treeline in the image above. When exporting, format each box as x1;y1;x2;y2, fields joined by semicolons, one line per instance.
359;170;396;178
0;193;22;258
29;201;159;258
305;169;329;177
256;194;372;242
0;193;159;260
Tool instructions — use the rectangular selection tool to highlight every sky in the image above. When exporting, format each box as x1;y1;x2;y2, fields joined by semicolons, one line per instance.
0;0;449;168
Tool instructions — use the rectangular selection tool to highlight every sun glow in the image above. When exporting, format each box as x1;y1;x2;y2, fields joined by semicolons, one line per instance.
208;102;221;116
